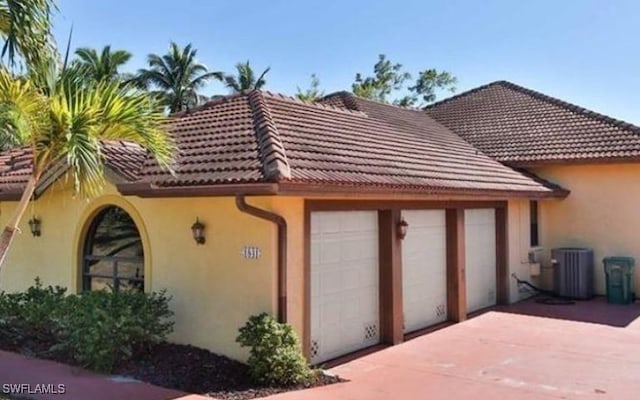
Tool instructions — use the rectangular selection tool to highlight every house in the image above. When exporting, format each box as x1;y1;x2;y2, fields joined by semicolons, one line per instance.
0;86;583;365
426;81;640;295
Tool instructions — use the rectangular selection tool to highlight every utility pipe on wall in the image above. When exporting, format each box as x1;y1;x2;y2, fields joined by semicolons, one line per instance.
235;195;287;323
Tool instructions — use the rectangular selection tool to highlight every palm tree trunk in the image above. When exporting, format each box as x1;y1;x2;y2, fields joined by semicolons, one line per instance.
0;176;38;270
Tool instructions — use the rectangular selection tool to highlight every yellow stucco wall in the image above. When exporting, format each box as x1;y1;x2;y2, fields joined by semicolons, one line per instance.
268;197;306;341
0;179;280;361
530;163;640;295
0;180;544;361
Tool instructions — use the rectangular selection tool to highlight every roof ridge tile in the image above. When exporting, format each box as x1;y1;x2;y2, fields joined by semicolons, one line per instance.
320;91;426;113
247;90;292;181
263;90;368;116
319;91;363;112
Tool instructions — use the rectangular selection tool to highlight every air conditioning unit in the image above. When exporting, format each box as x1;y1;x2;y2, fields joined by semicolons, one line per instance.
551;248;594;299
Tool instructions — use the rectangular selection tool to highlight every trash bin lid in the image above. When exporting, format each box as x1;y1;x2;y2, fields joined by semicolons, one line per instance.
603;256;635;267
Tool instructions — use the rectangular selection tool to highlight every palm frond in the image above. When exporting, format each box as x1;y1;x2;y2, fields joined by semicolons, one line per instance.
61;25;73;71
254;66;270;90
136;69;172;90
75;47;98;66
190;70;223;88
0;0;58;67
93;81;175;168
224;75;240;92
0;66;49;152
50;87;103;195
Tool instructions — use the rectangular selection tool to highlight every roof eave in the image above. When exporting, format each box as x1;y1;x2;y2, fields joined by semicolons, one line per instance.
116;182;279;198
0;191;21;201
0;180;567;201
506;155;640;168
276;181;567;200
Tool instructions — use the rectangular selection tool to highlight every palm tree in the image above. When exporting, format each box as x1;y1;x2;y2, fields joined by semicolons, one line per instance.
0;0;56;67
136;42;222;113
73;45;132;83
224;61;270;93
0;62;175;269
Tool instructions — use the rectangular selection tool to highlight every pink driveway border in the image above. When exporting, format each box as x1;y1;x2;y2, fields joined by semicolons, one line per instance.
0;350;207;400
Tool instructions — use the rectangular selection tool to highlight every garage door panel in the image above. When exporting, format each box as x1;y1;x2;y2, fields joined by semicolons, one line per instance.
315;212;340;233
360;288;379;311
342;236;375;260
311;241;321;265
465;209;497;313
359;264;378;287
342;268;360;290
402;210;448;333
319;240;341;264
311;302;321;332
311;270;322;296
342;212;378;232
341;294;360;320
320;298;342;325
465;208;495;225
322;325;343;351
320;267;344;296
311;211;380;364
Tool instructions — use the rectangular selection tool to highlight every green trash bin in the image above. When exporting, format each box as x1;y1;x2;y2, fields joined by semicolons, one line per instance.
603;257;635;304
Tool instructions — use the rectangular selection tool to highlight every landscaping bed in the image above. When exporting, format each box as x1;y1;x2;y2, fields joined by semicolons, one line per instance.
0;282;341;399
0;341;340;400
117;342;341;400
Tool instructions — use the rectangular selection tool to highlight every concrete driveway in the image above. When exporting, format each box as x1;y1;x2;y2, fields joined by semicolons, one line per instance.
268;307;640;399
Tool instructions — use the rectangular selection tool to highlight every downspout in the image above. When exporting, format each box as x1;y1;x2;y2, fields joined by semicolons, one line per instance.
235;195;287;323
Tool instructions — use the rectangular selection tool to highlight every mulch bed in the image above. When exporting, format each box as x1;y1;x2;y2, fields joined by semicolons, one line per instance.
116;343;341;399
0;339;342;400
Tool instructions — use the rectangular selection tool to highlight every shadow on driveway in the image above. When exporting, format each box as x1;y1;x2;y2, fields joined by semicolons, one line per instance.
490;295;640;328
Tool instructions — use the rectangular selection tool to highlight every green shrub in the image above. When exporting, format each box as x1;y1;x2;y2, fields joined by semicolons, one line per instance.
237;313;313;386
55;289;174;373
0;278;67;351
0;279;174;373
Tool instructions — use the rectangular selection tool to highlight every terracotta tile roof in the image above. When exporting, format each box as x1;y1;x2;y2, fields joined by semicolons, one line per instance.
101;140;148;181
425;81;640;165
130;90;560;197
136;93;265;187
0;90;565;199
0;140;147;198
0;147;33;194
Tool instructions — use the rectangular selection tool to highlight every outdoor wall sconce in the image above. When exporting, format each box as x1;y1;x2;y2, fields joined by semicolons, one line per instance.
397;217;408;240
191;218;206;245
28;217;41;237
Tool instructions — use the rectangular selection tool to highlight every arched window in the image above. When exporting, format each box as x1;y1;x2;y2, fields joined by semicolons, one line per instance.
82;206;144;292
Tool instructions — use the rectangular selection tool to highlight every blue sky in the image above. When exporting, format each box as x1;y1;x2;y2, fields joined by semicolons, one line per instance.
54;0;640;123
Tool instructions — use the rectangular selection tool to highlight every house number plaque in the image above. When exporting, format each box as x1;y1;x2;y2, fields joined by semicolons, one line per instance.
241;246;262;259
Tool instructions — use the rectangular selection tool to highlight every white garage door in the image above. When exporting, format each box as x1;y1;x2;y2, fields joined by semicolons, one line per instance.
401;210;447;333
465;209;497;313
310;211;379;364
